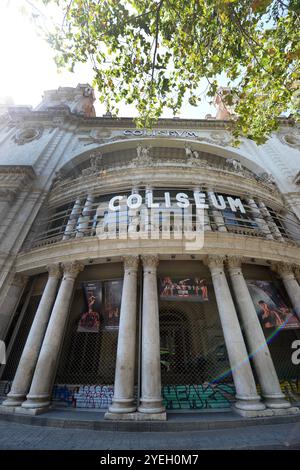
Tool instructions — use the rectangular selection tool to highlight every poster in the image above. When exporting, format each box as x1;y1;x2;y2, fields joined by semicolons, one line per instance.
103;279;123;330
77;281;102;333
246;280;300;330
159;277;209;302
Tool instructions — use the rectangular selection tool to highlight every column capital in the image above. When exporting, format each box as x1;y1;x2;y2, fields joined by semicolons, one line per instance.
271;262;294;279
204;255;225;270
226;256;243;270
294;265;300;279
62;261;84;280
141;254;159;271
123;255;139;272
47;264;62;279
11;273;28;288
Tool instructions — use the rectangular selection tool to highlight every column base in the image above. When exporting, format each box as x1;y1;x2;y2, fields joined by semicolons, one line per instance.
1;393;26;408
105;411;167;421
20;393;51;413
15;405;50;415
0;404;17;414
232;404;273;418
108;398;136;414
234;395;266;412
138;400;165;414
263;394;292;409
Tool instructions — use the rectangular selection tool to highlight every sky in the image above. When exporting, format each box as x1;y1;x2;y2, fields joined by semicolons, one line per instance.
0;1;217;119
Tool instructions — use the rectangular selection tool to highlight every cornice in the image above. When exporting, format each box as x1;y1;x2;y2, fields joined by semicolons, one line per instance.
14;232;300;275
47;165;283;209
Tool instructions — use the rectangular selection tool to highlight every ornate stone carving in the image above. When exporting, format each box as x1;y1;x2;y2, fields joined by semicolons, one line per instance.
62;261;85;280
226;256;242;269
13;126;43;145
204;255;225;269
132;144;153;166
47;264;62;279
256;172;276;186
271;262;294;278
141;255;159;270
225;158;242;172
123;255;139;271
278;131;300;150
81;152;103;176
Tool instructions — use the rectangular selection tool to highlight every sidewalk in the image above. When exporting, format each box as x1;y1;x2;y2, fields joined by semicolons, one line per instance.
0;408;300;449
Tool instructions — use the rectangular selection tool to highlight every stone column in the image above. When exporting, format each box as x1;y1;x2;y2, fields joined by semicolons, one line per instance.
2;265;61;408
107;256;139;415
246;198;273;239
206;255;266;415
194;186;211;232
20;261;84;413
0;274;28;340
207;191;227;232
258;202;284;241
63;197;82;240
227;257;290;409
272;262;300;320
76;194;94;237
138;255;165;416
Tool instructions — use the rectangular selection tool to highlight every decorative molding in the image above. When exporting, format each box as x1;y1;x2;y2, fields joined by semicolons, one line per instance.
141;254;159;270
278;131;300;150
226;256;242;269
13;126;43;145
204;255;225;269
271;262;294;278
47;264;62;279
62;260;85;279
123;255;139;271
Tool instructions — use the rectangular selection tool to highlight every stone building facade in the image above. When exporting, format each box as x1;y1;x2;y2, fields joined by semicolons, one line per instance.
0;84;300;420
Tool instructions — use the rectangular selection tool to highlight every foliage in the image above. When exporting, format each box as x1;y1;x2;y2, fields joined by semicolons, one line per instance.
30;0;300;144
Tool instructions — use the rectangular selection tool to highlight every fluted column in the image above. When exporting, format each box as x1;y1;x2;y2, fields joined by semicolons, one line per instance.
20;261;84;413
206;255;265;414
107;256;139;414
0;274;28;340
138;255;165;414
2;265;61;408
272;262;300;320
227;257;290;409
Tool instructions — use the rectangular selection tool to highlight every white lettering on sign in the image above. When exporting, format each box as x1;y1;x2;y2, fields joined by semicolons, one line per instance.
123;129;198;138
107;191;246;212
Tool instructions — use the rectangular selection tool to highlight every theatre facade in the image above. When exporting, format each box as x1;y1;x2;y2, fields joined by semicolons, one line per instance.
0;84;300;420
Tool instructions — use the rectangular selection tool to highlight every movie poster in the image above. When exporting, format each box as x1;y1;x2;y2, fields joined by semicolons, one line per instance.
159;277;209;302
103;279;123;330
77;281;102;333
246;280;300;330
